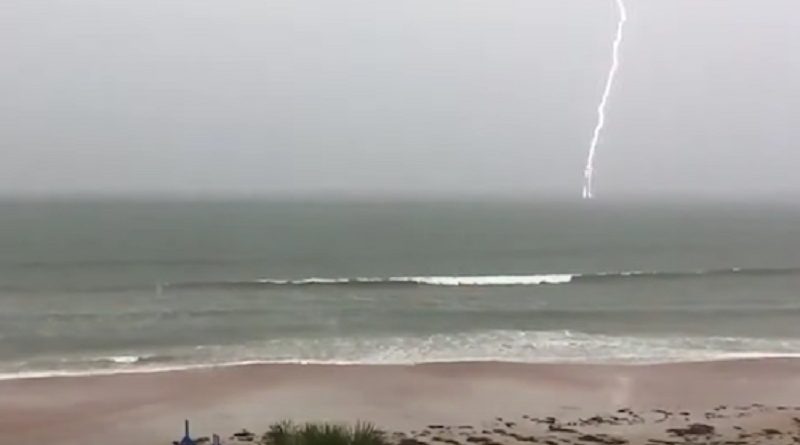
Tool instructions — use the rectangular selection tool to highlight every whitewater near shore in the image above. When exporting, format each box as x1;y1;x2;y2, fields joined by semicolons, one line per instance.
6;265;800;379
3;358;800;445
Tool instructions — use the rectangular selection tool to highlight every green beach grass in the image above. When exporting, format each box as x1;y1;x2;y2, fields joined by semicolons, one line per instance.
261;421;388;445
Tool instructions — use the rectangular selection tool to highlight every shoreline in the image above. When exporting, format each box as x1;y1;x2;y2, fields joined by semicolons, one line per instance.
3;358;800;444
6;353;800;382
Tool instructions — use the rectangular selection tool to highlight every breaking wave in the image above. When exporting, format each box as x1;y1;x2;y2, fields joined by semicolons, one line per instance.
163;267;800;290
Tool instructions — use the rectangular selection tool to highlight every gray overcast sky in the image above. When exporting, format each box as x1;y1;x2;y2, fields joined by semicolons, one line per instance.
1;0;798;198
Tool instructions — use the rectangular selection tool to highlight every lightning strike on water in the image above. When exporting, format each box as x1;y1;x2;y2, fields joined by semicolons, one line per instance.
582;0;627;200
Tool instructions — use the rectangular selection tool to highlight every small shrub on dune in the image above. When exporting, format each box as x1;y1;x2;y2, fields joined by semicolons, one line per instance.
264;421;298;445
262;421;387;445
350;422;385;445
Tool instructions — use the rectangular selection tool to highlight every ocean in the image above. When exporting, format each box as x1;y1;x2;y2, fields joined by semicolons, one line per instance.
1;199;799;378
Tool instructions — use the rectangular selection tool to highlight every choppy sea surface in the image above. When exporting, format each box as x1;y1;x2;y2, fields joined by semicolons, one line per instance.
1;199;799;379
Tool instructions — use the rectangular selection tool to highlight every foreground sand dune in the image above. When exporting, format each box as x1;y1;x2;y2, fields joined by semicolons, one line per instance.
2;359;800;444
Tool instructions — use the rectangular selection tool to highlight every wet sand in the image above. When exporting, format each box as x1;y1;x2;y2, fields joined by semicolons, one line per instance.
2;359;800;444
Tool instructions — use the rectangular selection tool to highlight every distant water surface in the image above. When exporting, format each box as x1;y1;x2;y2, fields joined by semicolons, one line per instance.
1;199;799;378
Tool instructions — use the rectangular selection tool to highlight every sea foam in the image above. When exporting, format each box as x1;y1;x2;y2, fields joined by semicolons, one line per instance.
5;330;800;381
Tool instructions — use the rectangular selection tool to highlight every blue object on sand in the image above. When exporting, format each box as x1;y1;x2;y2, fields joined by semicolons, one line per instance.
180;419;196;445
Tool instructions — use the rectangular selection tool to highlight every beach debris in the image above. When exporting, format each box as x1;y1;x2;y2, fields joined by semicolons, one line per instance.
231;428;256;442
704;411;727;420
652;410;671;423
548;425;578;434
432;437;461;445
464;437;501;445
575;434;627;445
579;415;624;427
399;438;428;445
666;423;715;437
206;404;800;445
526;417;556;426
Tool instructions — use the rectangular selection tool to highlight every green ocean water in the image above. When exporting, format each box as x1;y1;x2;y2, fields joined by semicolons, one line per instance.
1;199;799;377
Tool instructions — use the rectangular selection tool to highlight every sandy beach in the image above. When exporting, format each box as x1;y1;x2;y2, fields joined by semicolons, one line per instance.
2;359;800;444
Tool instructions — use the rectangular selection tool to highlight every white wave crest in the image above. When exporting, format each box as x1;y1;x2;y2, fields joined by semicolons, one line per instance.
256;274;575;286
102;355;142;364
390;275;574;286
189;267;800;289
257;277;354;285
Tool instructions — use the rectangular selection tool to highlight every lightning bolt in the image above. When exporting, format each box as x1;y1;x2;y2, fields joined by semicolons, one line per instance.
583;0;627;199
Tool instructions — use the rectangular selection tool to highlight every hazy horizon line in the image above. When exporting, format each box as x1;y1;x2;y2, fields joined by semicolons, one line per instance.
1;190;799;205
